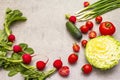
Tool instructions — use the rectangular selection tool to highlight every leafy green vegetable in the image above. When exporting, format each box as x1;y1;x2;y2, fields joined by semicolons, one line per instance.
0;8;56;80
75;0;120;21
4;8;27;35
19;43;28;50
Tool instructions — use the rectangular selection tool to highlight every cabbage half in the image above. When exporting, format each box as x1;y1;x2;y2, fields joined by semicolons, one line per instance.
85;36;120;70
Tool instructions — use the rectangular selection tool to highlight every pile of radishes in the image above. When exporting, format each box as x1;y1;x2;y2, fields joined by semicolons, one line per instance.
8;34;49;70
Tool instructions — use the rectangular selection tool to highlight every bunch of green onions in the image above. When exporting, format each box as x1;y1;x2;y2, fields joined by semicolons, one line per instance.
75;0;120;21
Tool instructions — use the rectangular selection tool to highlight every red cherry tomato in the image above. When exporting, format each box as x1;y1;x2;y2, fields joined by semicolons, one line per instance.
68;53;78;64
99;21;116;35
80;25;89;34
69;16;76;24
81;40;88;47
82;64;92;74
84;1;90;7
88;31;97;39
58;66;70;77
85;21;94;30
95;16;103;23
53;59;63;70
72;43;80;52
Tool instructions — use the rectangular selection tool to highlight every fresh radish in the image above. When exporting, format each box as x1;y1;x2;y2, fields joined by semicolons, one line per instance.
22;53;32;64
8;34;15;42
69;16;76;24
58;66;70;77
53;58;63;70
72;43;80;52
68;53;78;64
36;59;49;70
13;45;22;53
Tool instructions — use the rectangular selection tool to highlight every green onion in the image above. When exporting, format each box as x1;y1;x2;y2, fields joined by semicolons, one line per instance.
75;0;120;21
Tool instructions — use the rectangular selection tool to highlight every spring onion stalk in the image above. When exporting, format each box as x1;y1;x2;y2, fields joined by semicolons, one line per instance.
75;0;120;21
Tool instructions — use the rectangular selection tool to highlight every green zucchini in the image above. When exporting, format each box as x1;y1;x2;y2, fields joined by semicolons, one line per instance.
66;21;82;40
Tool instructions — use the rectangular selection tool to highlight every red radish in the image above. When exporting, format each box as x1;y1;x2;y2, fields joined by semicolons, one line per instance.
8;34;15;42
13;45;22;53
58;66;70;77
81;40;88;47
69;16;76;24
53;59;63;70
22;53;32;64
68;53;78;64
84;1;90;7
85;21;94;30
72;43;80;52
36;59;49;70
82;64;92;74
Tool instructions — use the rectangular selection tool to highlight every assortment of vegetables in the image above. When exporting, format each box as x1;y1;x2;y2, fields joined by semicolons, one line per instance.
65;0;120;76
0;0;120;79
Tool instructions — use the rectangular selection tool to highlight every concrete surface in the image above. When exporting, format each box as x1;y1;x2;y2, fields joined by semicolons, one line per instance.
0;0;120;80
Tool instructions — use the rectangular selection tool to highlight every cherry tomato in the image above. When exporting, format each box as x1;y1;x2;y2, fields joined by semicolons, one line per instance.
99;21;116;35
72;43;80;52
85;21;93;30
95;16;103;23
69;16;76;24
81;40;88;47
82;64;92;74
88;31;97;39
53;59;63;70
80;25;89;34
58;66;70;77
68;53;78;64
84;1;90;7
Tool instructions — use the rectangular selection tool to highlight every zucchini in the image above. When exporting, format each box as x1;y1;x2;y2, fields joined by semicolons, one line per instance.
66;21;82;40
